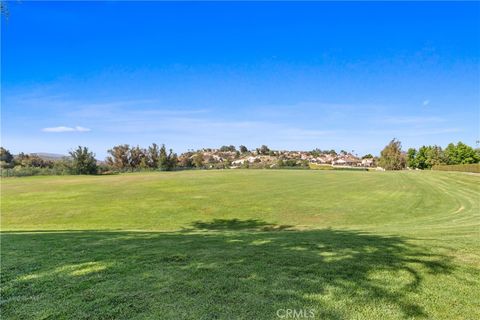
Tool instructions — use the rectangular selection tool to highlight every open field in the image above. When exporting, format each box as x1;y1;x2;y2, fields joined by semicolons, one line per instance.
1;170;479;319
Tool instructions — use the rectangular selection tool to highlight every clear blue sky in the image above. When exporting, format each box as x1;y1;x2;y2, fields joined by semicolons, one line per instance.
2;1;479;159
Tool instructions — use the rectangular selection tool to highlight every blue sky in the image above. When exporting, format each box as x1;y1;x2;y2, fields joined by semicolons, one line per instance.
2;1;479;159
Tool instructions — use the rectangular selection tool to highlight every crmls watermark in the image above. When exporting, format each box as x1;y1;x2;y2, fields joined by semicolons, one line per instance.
276;308;316;318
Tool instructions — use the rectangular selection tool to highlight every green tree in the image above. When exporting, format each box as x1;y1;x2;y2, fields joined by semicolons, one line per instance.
106;145;131;170
276;159;284;168
13;153;53;168
444;143;457;165
455;142;479;164
310;149;321;157
147;143;161;168
378;139;406;170
129;146;146;169
166;149;178;170
257;145;270;155
239;145;248;154
159;144;168;170
69;146;97;175
0;147;14;168
406;148;417;169
444;142;479;165
193;153;204;168
425;145;444;168
219;145;236;152
415;146;429;169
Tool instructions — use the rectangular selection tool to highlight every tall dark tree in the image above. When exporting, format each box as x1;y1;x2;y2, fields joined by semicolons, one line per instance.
167;149;178;170
0;147;14;163
148;143;161;168
129;146;146;169
239;145;248;154
159;144;168;170
257;145;270;155
69;146;97;175
378;139;406;170
106;144;131;170
157;145;177;171
0;147;14;168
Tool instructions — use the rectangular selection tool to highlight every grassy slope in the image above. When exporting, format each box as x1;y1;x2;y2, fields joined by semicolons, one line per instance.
1;170;479;319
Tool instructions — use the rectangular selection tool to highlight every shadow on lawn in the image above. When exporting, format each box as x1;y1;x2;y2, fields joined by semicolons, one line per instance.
1;220;453;319
188;218;293;231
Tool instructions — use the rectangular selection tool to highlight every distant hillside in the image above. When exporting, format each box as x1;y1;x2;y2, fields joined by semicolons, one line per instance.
31;153;70;161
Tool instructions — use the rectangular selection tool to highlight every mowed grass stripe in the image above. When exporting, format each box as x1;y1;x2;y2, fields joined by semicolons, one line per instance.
1;170;478;232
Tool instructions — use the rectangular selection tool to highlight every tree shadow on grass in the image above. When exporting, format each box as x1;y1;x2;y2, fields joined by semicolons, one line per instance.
1;220;454;319
187;218;293;231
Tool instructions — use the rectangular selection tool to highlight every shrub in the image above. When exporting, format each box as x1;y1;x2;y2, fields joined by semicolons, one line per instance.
432;164;480;173
309;163;333;170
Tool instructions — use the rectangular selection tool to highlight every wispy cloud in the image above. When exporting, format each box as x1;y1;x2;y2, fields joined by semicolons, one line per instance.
423;100;430;106
42;126;91;133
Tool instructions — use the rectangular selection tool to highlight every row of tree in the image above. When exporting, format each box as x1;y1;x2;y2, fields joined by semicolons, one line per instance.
406;142;479;169
0;151;54;168
0;146;98;175
379;140;479;170
106;143;177;171
2;140;479;174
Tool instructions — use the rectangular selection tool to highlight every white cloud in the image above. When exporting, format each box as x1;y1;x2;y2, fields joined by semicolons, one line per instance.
42;126;91;133
74;126;91;132
423;100;430;106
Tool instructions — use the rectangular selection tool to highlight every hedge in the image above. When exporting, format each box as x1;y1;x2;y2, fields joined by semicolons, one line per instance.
432;163;480;173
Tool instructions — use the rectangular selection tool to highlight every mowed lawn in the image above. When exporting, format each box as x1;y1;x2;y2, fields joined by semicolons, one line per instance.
1;170;479;319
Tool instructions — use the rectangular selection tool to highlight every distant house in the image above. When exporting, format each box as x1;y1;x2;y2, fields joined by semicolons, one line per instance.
333;156;360;166
360;158;374;167
310;157;327;164
344;157;360;166
231;159;245;165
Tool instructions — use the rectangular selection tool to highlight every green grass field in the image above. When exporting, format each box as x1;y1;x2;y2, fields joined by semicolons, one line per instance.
1;170;479;319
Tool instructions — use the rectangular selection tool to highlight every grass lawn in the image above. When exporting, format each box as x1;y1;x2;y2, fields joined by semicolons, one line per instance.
1;170;479;319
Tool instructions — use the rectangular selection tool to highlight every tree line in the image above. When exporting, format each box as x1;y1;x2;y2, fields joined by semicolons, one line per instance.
407;142;479;169
1;140;479;175
378;140;479;170
105;143;177;171
0;146;99;175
